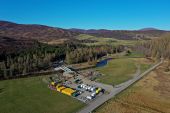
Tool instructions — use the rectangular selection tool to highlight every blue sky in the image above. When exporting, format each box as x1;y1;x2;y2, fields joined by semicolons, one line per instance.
0;0;170;30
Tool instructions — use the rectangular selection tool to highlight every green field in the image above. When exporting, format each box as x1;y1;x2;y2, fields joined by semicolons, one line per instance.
95;58;153;85
0;76;84;113
76;34;139;46
124;51;145;58
95;58;137;85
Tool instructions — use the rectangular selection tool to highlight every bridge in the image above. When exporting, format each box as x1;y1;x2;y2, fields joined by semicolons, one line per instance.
54;66;73;73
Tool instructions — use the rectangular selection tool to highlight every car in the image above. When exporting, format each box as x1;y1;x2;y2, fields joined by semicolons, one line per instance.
85;86;88;90
101;89;105;93
80;84;84;88
95;87;102;94
82;84;86;87
91;92;96;97
87;86;91;91
78;91;83;94
86;96;92;100
90;87;96;92
77;85;81;89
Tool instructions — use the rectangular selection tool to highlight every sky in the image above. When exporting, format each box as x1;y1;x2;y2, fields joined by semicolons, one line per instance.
0;0;170;30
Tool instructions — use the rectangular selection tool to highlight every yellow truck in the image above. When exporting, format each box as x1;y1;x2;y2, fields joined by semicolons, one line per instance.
61;88;76;96
95;88;102;94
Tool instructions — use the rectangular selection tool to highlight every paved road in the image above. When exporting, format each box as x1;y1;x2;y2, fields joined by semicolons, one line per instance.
77;60;163;113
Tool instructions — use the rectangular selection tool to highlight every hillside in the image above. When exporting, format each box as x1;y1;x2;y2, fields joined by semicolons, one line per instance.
0;21;78;42
69;28;169;40
1;21;168;42
0;36;39;56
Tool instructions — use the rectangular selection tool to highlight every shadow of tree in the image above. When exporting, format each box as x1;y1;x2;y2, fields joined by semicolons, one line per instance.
0;88;4;93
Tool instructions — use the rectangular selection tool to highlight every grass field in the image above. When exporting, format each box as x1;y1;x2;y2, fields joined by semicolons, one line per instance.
0;76;85;113
124;51;145;58
95;58;154;85
95;61;170;113
133;58;155;72
76;34;139;46
95;58;136;85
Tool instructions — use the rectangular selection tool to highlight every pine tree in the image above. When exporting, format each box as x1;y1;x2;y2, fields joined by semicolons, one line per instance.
66;51;72;64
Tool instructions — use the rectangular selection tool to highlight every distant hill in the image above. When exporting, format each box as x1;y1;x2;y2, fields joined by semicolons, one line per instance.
139;28;160;31
0;21;78;42
69;28;169;40
69;28;111;34
0;20;169;43
0;21;80;55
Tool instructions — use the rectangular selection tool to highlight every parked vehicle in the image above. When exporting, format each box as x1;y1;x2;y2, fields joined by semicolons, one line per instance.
91;92;96;97
86;96;92;100
95;87;102;94
87;86;91;91
90;87;95;92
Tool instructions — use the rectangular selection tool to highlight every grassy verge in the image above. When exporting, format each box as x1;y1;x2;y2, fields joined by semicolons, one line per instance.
0;76;85;113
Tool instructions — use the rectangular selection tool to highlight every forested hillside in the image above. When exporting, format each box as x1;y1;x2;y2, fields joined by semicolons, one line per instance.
65;44;124;64
0;40;66;79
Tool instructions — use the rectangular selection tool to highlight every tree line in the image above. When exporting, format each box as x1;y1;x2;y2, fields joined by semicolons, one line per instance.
136;33;170;71
65;45;125;64
0;40;125;79
0;42;66;79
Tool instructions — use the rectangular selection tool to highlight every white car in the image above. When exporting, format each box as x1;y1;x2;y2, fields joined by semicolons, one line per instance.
90;87;96;92
85;86;88;90
82;84;86;89
80;84;84;88
86;96;92;100
87;86;91;91
91;92;96;97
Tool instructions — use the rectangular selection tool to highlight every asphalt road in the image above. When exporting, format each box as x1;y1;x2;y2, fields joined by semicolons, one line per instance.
77;60;163;113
